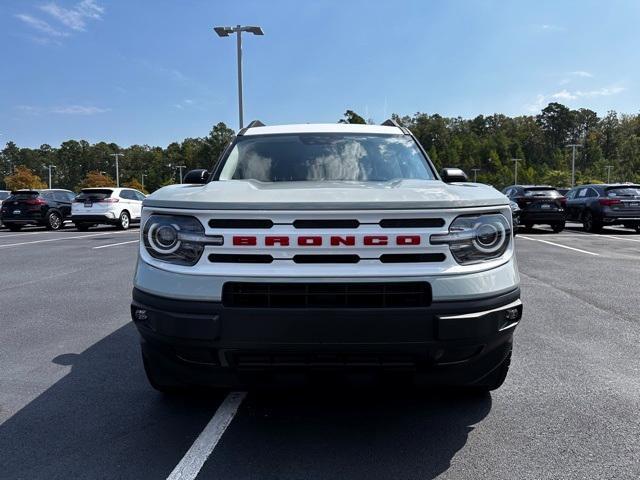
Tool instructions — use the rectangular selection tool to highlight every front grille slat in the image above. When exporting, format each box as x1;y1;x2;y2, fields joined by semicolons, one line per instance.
222;282;432;308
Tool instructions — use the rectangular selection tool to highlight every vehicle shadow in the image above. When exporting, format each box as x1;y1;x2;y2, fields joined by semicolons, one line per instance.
204;384;492;479
0;323;223;480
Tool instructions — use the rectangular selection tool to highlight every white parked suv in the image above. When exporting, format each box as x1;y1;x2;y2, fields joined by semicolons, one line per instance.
72;187;145;230
131;121;521;392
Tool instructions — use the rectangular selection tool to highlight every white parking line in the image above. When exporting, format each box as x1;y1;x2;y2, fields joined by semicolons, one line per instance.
167;392;246;480
0;230;137;248
519;235;600;256
92;239;139;249
0;228;87;238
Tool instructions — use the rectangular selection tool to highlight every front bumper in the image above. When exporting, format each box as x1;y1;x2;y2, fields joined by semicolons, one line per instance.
131;286;522;387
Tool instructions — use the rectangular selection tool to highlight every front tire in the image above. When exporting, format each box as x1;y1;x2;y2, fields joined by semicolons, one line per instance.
6;224;21;232
45;211;62;230
118;211;130;230
551;222;565;233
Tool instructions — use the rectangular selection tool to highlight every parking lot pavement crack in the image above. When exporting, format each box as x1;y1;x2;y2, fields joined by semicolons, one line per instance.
519;271;638;326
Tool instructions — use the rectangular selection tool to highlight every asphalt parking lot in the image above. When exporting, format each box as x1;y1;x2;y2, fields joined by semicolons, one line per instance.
0;223;639;480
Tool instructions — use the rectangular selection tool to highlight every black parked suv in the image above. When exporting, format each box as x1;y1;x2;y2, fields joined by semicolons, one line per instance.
502;185;566;232
0;189;76;231
566;184;640;233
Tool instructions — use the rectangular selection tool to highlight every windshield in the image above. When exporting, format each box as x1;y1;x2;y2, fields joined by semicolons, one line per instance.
0;191;10;200
524;188;561;198
606;186;640;197
218;133;435;182
76;189;113;201
9;192;39;201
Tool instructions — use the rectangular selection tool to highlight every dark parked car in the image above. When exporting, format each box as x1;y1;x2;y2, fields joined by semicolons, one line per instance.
502;185;566;232
509;200;520;236
566;184;640;233
0;189;76;231
0;190;10;227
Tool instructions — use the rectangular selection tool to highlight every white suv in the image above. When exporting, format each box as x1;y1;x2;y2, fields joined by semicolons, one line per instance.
72;187;145;230
131;121;521;392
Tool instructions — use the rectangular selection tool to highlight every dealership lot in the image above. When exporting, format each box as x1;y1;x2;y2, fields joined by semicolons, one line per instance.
0;224;639;480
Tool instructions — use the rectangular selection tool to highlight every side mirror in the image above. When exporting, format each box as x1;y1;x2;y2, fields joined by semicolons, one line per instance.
441;168;468;183
183;169;209;184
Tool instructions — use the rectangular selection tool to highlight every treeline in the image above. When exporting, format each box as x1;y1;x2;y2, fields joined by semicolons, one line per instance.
2;103;639;193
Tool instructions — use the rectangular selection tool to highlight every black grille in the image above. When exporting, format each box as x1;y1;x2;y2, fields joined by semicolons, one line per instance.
209;254;273;264
293;255;360;264
209;219;273;228
222;282;432;308
379;253;446;263
293;219;360;229
379;218;445;228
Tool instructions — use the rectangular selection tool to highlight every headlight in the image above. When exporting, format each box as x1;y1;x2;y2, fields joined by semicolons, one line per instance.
430;213;511;265
142;215;222;266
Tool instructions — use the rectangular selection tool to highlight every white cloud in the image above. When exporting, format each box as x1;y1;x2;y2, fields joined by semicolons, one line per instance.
15;13;69;37
551;90;578;101
537;24;566;32
40;0;104;32
569;71;593;78
16;1;103;43
525;85;625;113
15;105;110;115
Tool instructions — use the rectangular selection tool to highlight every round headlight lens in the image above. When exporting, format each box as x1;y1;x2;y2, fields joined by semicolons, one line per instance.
430;213;511;265
143;215;206;266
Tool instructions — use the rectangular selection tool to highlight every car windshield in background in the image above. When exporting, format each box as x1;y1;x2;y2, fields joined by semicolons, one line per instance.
524;188;561;198
9;192;39;200
606;186;640;197
77;190;113;201
0;192;10;200
218;133;435;182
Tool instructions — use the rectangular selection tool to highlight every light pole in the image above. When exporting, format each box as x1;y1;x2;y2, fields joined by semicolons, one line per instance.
471;168;481;183
141;173;147;190
566;144;582;188
511;159;522;184
176;165;187;184
110;152;124;188
43;165;56;189
605;165;613;183
214;24;264;129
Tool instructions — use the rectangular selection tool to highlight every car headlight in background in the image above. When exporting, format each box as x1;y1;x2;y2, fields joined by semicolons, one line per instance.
430;213;511;265
143;214;223;266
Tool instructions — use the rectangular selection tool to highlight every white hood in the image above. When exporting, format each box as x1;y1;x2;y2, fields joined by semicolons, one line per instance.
143;179;508;210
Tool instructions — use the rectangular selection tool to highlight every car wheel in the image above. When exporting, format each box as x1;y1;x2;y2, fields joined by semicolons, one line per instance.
7;224;21;232
582;210;602;233
76;223;91;231
472;350;512;392
523;223;534;231
46;211;62;230
551;222;565;233
118;211;130;230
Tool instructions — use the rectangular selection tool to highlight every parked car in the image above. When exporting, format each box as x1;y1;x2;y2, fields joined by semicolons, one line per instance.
132;121;522;393
0;190;10;227
502;185;566;232
556;188;570;196
71;187;146;230
566;184;640;233
509;200;520;236
0;189;75;231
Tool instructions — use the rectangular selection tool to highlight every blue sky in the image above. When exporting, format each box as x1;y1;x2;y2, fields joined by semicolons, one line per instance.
1;0;638;148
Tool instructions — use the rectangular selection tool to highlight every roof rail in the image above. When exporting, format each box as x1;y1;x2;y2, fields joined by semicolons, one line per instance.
237;120;266;136
381;118;411;134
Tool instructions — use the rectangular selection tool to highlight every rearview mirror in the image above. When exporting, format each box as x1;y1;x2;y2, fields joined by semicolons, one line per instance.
441;168;468;183
183;169;209;184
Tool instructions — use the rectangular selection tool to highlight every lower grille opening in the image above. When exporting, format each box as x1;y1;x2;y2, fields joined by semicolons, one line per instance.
222;282;432;308
231;352;417;369
293;254;360;264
